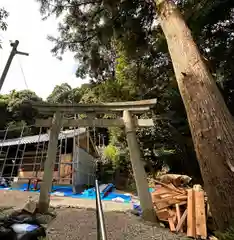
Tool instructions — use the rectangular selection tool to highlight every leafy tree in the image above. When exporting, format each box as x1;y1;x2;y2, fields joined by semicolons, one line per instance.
0;90;43;139
36;0;234;228
0;8;8;48
7;90;42;122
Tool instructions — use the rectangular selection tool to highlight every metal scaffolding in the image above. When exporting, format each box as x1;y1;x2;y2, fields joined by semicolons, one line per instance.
0;121;97;186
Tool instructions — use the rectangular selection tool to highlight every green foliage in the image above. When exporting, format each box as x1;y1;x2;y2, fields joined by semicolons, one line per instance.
103;144;119;167
10;0;231;182
0;90;43;138
47;83;83;103
215;227;234;240
0;8;8;30
0;7;8;48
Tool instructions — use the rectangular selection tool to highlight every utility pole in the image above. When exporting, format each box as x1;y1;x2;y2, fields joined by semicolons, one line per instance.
0;40;29;91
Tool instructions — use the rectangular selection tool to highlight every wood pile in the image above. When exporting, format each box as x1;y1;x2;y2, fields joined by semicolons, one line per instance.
151;181;207;239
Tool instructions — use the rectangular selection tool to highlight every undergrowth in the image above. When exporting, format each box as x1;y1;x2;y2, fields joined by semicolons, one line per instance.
215;227;234;240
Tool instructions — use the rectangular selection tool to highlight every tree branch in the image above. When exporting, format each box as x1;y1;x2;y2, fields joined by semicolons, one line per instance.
47;0;102;9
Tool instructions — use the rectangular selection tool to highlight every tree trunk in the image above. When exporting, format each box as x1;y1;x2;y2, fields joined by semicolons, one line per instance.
156;0;234;230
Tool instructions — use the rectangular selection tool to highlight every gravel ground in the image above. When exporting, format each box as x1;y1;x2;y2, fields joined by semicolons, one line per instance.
48;208;184;240
0;190;185;240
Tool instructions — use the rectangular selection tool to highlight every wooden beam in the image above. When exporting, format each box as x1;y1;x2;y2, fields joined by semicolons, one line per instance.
29;98;157;113
35;118;155;128
187;189;196;238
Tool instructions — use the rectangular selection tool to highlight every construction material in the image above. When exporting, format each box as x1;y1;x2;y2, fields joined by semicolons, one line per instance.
151;182;207;239
187;189;196;237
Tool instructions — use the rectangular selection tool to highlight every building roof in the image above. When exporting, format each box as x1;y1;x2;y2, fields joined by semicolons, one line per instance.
0;128;86;147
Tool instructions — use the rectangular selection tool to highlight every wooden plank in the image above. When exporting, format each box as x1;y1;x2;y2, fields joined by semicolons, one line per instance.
155;199;184;210
195;190;207;239
151;187;172;196
160;192;181;199
174;195;187;201
59;154;72;184
177;201;187;206
153;194;183;204
176;204;183;232
151;179;185;194
35;118;154;128
168;217;176;232
176;209;188;232
187;189;196;238
176;204;181;222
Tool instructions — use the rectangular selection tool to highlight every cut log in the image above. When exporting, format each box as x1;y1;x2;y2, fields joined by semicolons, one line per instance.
187;189;196;238
194;190;207;239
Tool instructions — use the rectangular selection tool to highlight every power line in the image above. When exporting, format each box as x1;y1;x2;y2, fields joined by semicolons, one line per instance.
16;56;29;89
0;40;29;91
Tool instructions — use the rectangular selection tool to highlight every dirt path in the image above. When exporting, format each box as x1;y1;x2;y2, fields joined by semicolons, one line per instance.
0;190;131;211
48;208;183;240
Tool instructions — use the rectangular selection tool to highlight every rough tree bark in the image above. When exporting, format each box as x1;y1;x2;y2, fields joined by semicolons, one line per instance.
155;0;234;230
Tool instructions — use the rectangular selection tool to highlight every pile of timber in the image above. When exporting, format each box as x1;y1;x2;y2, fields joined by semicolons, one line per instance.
152;181;207;239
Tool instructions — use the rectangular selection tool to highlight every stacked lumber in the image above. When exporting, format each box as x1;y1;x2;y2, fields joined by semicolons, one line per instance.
151;182;207;239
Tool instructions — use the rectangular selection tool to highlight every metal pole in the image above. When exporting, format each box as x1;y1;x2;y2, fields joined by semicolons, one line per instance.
96;187;101;240
95;179;107;240
0;40;29;91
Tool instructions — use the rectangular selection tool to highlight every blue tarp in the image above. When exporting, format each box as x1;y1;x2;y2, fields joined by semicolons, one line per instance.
0;183;132;203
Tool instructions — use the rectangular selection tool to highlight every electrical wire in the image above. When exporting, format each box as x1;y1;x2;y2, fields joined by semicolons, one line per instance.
16;56;29;89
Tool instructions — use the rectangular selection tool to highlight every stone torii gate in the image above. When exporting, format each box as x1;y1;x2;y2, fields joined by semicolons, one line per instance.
32;99;157;222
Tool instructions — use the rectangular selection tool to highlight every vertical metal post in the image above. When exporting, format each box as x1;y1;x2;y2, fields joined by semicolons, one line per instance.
0;127;9;157
96;187;101;240
18;143;26;176
0;145;10;178
11;126;25;179
58;132;63;181
34;127;42;177
39;141;46;176
95;179;107;240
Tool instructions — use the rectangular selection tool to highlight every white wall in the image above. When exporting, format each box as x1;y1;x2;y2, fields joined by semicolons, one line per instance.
73;146;96;186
